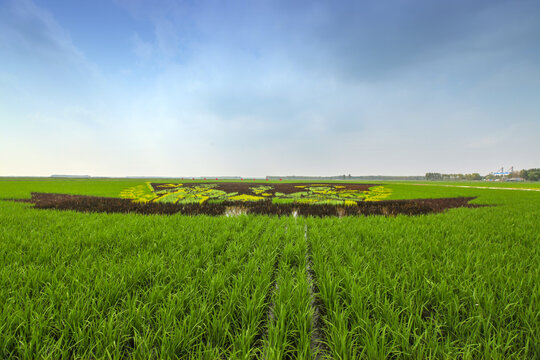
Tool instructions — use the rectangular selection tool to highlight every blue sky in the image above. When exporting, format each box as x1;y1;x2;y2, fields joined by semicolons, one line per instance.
1;0;539;177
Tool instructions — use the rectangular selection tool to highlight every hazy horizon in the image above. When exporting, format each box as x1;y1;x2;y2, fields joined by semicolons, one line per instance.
1;0;539;177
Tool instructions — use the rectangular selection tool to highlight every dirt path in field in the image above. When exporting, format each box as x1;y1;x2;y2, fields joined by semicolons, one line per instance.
260;224;329;359
305;224;328;360
412;184;540;191
259;229;284;359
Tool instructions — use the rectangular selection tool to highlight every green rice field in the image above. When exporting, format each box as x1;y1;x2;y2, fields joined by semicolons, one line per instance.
0;178;538;359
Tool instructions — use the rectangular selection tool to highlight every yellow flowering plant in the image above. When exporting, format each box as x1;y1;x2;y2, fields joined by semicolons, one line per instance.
120;183;391;205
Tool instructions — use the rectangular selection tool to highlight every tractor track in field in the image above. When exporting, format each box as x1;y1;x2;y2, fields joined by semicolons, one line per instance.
305;224;329;359
257;227;286;358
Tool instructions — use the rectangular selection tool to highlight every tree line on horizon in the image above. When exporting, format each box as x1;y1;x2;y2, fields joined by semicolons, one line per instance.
425;168;540;181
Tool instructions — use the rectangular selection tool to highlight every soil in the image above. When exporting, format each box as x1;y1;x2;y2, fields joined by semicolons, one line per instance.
22;192;485;217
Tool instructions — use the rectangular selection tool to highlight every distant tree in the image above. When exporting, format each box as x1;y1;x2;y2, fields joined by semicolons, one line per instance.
516;168;539;181
425;173;442;180
461;173;481;180
464;173;482;180
526;169;540;181
426;172;483;180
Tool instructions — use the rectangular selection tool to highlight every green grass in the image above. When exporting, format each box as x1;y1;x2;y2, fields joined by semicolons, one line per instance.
264;223;314;359
0;178;538;359
307;199;539;359
392;180;540;189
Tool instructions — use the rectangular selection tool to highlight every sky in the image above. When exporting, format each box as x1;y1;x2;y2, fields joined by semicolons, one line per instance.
1;0;539;177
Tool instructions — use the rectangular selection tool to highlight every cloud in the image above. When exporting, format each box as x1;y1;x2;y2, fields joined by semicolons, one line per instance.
0;0;118;129
131;33;154;60
115;0;540;90
111;0;539;170
0;0;88;68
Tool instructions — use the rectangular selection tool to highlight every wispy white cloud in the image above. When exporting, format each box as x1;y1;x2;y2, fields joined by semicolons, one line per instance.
0;0;95;73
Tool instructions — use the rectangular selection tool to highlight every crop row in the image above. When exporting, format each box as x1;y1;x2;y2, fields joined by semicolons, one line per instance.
305;212;539;359
0;204;333;358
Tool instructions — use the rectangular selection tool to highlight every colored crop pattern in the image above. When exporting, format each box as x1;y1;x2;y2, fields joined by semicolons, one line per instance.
120;182;390;205
24;192;483;217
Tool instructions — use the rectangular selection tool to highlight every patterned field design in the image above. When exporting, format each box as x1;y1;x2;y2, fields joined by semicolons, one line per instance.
23;192;482;217
120;182;392;205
